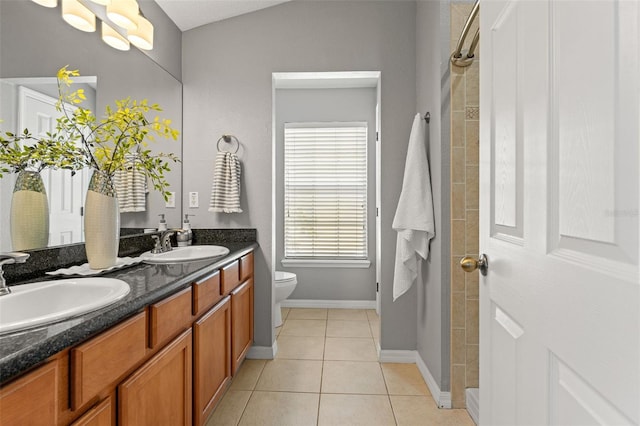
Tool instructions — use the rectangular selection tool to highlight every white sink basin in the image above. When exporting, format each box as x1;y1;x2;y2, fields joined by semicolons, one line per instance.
0;278;130;335
140;245;230;264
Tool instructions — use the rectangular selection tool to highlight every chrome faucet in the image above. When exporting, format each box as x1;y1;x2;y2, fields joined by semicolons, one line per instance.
150;230;176;254
0;252;30;296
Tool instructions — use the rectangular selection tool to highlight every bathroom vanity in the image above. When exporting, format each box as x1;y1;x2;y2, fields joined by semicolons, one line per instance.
0;243;256;426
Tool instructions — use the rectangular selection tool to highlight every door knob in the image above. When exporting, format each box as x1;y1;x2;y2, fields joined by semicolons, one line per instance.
460;254;488;276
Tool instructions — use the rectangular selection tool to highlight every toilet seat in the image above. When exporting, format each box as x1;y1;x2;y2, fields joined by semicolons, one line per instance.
275;271;296;285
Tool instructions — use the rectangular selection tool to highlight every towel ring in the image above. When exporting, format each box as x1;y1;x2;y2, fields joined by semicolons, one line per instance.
216;134;240;154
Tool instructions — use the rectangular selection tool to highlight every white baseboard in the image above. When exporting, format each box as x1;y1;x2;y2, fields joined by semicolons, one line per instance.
415;353;452;409
466;388;479;425
281;299;376;309
246;341;278;359
379;349;418;363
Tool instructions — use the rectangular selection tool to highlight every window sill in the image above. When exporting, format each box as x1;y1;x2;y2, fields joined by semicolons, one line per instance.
281;259;371;269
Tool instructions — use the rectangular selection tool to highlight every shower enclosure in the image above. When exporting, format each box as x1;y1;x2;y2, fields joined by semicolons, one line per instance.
449;1;480;423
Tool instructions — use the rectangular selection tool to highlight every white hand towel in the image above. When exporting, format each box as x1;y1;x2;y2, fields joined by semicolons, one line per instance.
209;151;243;213
392;113;435;301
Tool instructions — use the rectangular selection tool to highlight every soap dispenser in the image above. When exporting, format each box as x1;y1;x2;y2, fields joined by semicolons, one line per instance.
177;214;193;247
158;214;167;231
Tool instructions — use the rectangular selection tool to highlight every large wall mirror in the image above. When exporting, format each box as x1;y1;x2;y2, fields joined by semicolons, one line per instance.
0;1;182;252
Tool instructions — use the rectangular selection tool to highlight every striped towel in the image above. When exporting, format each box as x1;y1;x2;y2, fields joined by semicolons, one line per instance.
209;151;242;213
113;163;148;213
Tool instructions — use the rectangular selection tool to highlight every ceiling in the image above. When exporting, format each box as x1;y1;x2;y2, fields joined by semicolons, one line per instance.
155;0;291;31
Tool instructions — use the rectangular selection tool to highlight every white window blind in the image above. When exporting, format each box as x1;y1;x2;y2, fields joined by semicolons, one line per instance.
284;123;368;259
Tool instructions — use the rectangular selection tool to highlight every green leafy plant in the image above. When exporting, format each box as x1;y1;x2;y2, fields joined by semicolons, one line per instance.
56;66;180;200
0;128;85;178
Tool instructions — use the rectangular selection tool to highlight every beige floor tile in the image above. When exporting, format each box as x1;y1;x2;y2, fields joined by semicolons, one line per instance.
229;359;266;391
326;319;372;338
381;363;430;396
390;395;476;426
328;308;369;321
238;391;319;426
321;361;387;394
318;394;396;426
279;319;326;337
275;325;281;337
369;318;381;340
281;307;290;320
287;308;328;320
324;337;378;361
205;390;251;426
255;359;323;393
275;335;325;360
366;309;379;320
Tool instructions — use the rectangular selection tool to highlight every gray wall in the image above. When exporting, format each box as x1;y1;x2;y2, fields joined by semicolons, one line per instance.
415;0;451;392
182;0;418;350
0;0;183;230
138;0;183;81
275;88;377;301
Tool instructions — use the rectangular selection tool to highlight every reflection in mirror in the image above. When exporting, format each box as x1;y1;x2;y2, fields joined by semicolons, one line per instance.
0;77;96;252
0;1;183;252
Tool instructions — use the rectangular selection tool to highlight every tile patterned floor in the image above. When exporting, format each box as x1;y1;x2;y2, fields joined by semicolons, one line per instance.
207;308;475;426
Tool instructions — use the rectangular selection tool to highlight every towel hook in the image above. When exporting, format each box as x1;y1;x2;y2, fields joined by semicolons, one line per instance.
216;134;240;154
424;112;430;123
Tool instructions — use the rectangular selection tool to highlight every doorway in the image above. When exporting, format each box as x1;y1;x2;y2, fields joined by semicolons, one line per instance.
271;71;382;329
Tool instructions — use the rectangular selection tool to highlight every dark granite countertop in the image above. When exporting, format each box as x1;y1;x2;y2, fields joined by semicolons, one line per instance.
0;241;258;385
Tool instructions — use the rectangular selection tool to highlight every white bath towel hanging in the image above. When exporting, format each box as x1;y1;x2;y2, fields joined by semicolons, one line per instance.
392;113;435;301
113;160;148;213
209;151;243;213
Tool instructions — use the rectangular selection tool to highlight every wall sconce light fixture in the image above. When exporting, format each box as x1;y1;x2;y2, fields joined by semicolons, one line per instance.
127;14;153;51
61;0;96;32
106;0;139;30
31;0;154;51
102;21;130;51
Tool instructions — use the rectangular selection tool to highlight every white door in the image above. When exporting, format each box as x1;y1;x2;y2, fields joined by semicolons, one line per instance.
478;0;639;424
18;87;88;246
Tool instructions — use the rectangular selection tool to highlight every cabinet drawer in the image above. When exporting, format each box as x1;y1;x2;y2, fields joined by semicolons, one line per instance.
0;359;59;426
240;252;254;281
71;312;146;410
221;260;240;294
149;287;193;349
192;270;222;318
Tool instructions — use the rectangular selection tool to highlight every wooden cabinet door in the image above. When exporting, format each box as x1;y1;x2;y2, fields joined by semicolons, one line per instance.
193;296;231;426
118;329;192;426
0;360;58;425
70;396;114;426
231;278;254;374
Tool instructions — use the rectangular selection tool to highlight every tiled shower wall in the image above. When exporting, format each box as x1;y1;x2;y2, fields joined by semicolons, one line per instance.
450;1;480;409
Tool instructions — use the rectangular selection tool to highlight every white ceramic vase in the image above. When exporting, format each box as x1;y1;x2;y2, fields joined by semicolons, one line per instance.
10;170;49;251
85;171;119;269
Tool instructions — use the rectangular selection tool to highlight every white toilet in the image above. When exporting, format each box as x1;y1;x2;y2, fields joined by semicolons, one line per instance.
274;271;297;327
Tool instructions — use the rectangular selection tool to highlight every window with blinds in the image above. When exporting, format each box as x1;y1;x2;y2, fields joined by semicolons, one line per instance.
284;123;368;260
